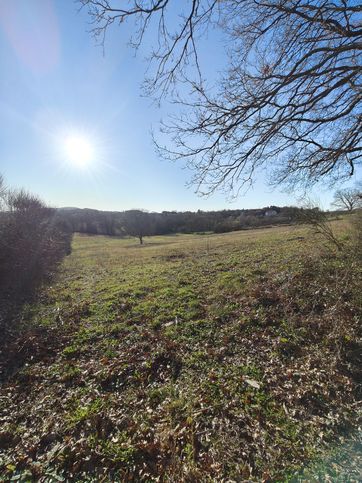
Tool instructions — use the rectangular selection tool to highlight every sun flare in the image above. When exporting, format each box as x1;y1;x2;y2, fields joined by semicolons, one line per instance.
64;134;94;168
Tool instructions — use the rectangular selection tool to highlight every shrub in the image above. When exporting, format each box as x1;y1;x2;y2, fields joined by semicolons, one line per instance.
0;177;72;327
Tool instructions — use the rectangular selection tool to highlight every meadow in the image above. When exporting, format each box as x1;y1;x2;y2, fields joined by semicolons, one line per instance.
0;221;360;481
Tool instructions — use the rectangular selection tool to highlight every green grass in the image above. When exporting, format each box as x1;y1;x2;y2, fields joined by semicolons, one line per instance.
0;221;360;481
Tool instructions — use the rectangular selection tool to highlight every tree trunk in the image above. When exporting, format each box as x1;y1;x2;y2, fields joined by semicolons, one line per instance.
139;235;143;245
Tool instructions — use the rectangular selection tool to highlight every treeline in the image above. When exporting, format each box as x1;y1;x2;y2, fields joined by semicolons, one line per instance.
0;177;72;327
58;205;302;242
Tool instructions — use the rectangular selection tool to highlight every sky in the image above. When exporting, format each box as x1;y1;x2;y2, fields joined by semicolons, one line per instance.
0;0;358;212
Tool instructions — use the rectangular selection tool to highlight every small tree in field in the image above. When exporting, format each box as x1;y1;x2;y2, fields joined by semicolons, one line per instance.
123;210;153;245
332;188;362;212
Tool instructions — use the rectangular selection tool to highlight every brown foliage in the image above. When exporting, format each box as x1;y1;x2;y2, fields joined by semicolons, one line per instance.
0;180;72;329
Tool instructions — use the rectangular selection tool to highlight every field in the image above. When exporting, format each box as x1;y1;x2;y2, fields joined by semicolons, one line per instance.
0;222;361;481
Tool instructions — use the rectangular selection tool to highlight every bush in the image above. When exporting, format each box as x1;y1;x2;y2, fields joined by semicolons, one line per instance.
0;177;72;327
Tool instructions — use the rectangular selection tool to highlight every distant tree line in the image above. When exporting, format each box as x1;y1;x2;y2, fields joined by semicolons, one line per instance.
0;176;72;328
58;205;304;242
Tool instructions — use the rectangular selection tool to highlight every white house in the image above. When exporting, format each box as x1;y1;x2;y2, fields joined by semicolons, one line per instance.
265;209;278;217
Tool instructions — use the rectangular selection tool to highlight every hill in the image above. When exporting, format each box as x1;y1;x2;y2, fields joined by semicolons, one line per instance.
57;205;303;237
0;221;360;480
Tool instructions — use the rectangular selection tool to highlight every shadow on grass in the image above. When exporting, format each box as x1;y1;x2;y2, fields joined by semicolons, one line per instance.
0;294;63;383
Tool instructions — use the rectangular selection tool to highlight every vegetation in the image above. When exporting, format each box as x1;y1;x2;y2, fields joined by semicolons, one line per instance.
81;0;361;194
0;218;360;480
2;2;360;480
332;187;362;212
58;205;302;240
0;176;72;333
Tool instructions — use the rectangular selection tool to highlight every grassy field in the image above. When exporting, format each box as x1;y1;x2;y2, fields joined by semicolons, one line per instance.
0;222;361;481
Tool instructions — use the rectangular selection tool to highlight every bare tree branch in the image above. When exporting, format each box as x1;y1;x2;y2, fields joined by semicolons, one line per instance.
81;1;362;196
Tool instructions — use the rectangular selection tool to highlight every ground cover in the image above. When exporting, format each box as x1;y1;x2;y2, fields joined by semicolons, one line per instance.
0;222;360;481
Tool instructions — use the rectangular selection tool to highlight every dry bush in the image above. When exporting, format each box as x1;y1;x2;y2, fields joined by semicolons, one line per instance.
297;205;344;251
0;182;72;328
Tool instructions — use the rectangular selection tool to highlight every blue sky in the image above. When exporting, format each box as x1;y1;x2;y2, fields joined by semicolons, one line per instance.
0;0;358;212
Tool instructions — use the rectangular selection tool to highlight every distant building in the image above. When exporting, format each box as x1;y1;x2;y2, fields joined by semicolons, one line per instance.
265;209;278;217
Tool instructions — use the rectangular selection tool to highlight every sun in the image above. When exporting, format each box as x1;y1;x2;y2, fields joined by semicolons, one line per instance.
64;134;94;168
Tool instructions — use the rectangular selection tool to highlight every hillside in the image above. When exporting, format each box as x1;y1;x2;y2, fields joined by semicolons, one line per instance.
56;205;302;237
0;222;361;481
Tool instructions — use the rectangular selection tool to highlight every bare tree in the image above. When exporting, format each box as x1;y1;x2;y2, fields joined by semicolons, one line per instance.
0;175;6;209
355;181;362;199
332;187;362;211
123;210;153;244
81;1;362;195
